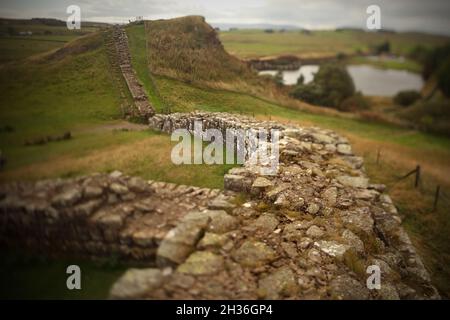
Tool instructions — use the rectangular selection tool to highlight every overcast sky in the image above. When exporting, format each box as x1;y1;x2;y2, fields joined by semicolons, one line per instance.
1;0;450;35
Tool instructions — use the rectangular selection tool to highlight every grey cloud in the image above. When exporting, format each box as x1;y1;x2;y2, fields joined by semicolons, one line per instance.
0;0;449;35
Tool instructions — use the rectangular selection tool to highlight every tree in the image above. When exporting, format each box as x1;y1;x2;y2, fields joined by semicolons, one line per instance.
422;44;450;80
393;90;421;107
290;64;356;109
437;58;450;97
274;70;284;87
7;27;16;35
374;41;390;55
312;64;355;107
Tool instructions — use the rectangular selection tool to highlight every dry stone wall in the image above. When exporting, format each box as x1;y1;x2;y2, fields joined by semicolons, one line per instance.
0;111;440;299
104;111;440;300
111;25;155;119
0;171;228;262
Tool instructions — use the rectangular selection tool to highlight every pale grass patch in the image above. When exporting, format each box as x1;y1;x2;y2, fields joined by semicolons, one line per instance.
1;135;231;189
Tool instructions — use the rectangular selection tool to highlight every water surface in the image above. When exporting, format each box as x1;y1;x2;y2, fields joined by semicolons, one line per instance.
259;64;424;96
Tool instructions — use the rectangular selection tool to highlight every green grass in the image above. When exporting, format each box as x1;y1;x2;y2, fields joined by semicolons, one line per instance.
363;151;450;297
0;19;103;64
348;56;422;73
0;33;121;142
0;250;126;299
0;31;235;189
0;20;100;36
126;24;165;111
0;37;78;63
154;75;450;152
219;29;450;59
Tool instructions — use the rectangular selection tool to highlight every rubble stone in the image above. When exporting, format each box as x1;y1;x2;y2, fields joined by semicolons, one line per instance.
232;240;276;267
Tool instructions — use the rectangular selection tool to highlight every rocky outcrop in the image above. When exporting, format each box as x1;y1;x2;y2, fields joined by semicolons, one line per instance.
111;25;155;119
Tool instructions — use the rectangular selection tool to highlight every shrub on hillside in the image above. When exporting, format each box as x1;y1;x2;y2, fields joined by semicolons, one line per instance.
336;52;347;60
339;92;370;112
437;58;450;97
373;41;390;55
408;45;430;64
399;99;450;136
290;83;324;105
421;43;450;80
393;90;421;107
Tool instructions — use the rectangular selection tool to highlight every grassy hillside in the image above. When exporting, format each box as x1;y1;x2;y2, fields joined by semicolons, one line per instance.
0;18;104;64
0;32;120;138
219;29;450;59
131;20;353;118
0;30;234;189
145;16;267;93
126;23;165;112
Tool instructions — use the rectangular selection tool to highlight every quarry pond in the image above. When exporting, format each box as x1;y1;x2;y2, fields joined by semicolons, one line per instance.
259;64;424;96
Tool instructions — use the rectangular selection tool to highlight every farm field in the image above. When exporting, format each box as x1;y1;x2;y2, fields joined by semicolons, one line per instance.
219;29;449;60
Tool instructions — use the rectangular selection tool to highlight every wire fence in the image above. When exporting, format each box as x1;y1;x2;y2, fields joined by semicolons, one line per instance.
373;148;449;212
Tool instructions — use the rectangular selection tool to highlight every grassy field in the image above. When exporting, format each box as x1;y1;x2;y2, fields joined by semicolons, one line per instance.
219;29;450;59
0;36;81;64
347;56;423;73
0;30;234;189
0;19;105;64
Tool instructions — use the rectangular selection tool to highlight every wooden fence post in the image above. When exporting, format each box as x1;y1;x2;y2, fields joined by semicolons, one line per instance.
414;165;421;188
433;185;441;211
376;148;381;166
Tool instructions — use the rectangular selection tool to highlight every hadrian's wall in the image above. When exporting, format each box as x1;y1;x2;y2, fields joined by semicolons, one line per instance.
0;113;440;300
111;26;155;119
111;111;437;299
0;171;229;262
